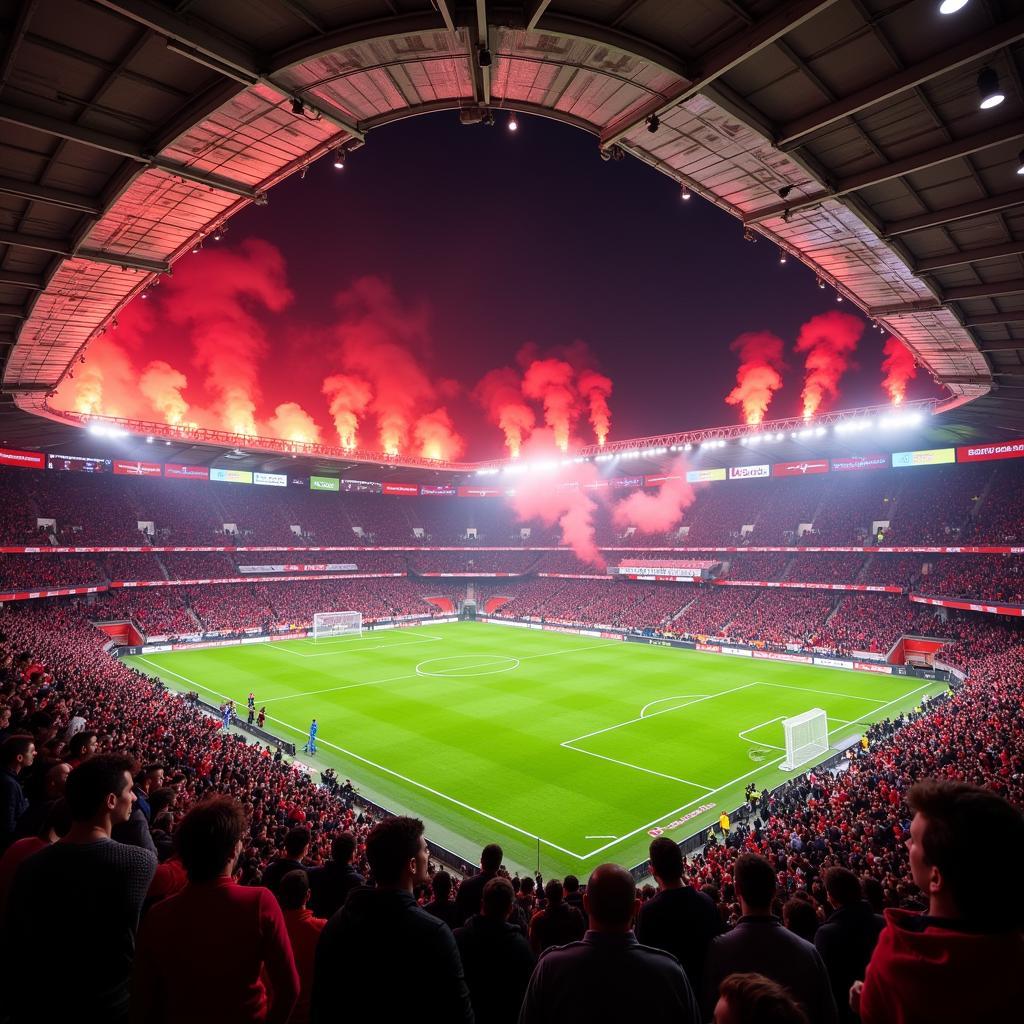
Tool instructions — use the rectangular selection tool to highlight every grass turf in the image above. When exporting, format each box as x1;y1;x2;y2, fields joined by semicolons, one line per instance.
125;621;944;876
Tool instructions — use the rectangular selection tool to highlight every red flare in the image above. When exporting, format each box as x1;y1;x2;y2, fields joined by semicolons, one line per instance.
578;369;613;445
724;331;785;425
413;407;465;461
322;374;373;449
473;368;536;457
139;360;189;426
881;337;917;405
266;401;322;444
794;311;864;419
522;358;578;452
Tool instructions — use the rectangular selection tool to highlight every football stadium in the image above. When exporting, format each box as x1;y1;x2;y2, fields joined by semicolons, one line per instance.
1;2;1023;1023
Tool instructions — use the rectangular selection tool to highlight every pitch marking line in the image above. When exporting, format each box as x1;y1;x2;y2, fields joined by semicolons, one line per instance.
295;628;447;648
267;633;446;658
134;656;588;861
640;695;710;718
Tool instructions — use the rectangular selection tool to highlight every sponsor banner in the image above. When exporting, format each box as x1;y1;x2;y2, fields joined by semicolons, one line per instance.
599;631;623;641
537;573;612;580
139;644;172;654
909;593;1024;617
210;468;253;484
754;650;813;665
830;454;888;473
382;482;419;496
649;803;716;838
728;464;769;480
310;475;340;492
238;563;356;573
47;454;111;473
813;657;855;670
583;479;608;490
721;646;752;657
418;572;524;578
110;572;402;588
339;478;382;493
696;643;722;653
774;460;829;477
619;574;698;582
165;463;209;480
253;472;287;487
644;474;683;487
0;584;107;602
714;580;903;593
0;447;45;470
956;439;1024;463
892;447;955;468
686;468;726;483
609;476;643;489
457;486;501;497
114;460;162;477
853;661;894;674
290;477;307;487
420;484;456;496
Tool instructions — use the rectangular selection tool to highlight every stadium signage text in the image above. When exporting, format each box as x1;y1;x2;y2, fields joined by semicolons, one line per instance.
164;463;209;480
310;476;340;491
892;448;955;468
253;472;287;487
774;460;829;477
648;804;716;837
0;447;46;470
113;460;162;477
210;468;253;484
47;454;111;473
383;482;419;496
686;468;727;483
728;464;770;480
956;439;1024;462
830;454;887;472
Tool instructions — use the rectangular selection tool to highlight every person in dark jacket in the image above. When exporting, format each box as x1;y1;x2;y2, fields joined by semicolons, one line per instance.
307;832;363;918
311;816;473;1024
261;826;310;895
813;867;884;1023
703;854;837;1024
529;878;585;954
0;734;35;850
424;869;461;929
519;863;701;1024
454;842;503;926
455;877;534;1024
636;836;723;990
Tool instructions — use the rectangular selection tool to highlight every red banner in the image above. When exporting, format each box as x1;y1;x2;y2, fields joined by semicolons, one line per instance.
164;463;209;480
382;482;419;496
0;585;106;602
0;447;45;470
956;440;1024;463
114;460;162;477
830;454;888;472
773;460;829;477
909;593;1024;617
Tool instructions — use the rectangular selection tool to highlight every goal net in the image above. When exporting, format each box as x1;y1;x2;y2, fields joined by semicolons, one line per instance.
780;708;829;771
312;611;363;643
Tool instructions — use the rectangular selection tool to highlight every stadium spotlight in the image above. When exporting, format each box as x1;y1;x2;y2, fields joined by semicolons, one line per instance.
836;293;843;302
684;443;692;451
680;185;692;200
778;250;787;264
508;112;518;132
777;185;793;199
646;113;660;133
816;275;825;289
333;149;345;169
743;226;757;243
978;67;1004;109
191;239;203;254
938;0;969;12
290;97;305;115
477;46;492;67
1017;149;1024;175
212;224;227;241
146;436;154;444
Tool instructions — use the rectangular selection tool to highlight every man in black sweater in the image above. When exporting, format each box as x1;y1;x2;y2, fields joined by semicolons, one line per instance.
454;842;503;926
311;816;473;1024
636;836;723;990
4;753;157;1024
308;832;363;918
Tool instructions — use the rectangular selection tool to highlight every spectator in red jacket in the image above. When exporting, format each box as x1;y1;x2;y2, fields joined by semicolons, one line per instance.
278;869;326;1024
853;780;1024;1023
131;796;299;1024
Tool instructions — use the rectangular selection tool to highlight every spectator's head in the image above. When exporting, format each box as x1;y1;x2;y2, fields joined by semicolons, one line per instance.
782;898;818;942
278;869;311;911
138;764;165;793
544;879;563;907
564;875;580;897
649;836;685;887
365;816;429;890
175;796;246;883
520;876;534;897
1;734;35;774
713;972;810;1024
44;761;71;797
149;786;176;818
584;864;639;932
66;730;98;761
480;843;503;873
284;827;310;860
481;877;515;921
431;870;452;901
331;832;356;866
65;753;137;830
824;867;862;909
734;854;776;916
907;779;1024;925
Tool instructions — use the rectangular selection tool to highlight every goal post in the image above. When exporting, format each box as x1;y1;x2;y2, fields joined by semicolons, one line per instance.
780;708;829;772
312;611;363;643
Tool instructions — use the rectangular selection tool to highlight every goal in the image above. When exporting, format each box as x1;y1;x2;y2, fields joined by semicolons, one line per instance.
312;611;363;643
780;708;829;771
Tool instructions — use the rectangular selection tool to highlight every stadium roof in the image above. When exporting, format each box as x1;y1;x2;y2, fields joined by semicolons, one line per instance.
1;0;1022;456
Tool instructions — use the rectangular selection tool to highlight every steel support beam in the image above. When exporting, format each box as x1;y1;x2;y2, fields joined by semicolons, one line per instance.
884;189;1024;237
436;0;456;33
525;1;552;32
476;0;491;106
915;239;1024;273
963;311;1024;326
977;338;1024;353
0;270;44;290
868;299;944;317
943;279;1024;302
0;229;169;272
600;0;838;149
149;158;261;200
0;305;25;319
748;119;1024;224
0;175;102;215
778;15;1024;149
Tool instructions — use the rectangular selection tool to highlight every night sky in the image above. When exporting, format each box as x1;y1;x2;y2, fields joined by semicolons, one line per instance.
62;111;939;459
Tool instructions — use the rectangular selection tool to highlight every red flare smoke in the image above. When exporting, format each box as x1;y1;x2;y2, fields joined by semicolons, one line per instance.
139;360;189;426
267;402;322;444
578;369;613;445
55;334;138;419
612;460;696;534
522;358;578;452
473;367;536;457
322;374;373;448
725;331;785;424
414;407;465;461
794;311;864;419
881;337;917;405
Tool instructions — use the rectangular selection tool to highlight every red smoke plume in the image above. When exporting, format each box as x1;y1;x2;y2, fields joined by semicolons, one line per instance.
612;460;696;534
578;369;613;445
473;368;535;457
139;360;190;426
55;334;139;419
267;402;322;444
521;358;578;452
322;374;373;449
414;407;465;461
794;311;864;419
725;332;785;424
166;239;292;435
881;337;917;405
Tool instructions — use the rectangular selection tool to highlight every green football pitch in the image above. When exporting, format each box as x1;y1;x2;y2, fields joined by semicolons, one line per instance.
125;622;944;876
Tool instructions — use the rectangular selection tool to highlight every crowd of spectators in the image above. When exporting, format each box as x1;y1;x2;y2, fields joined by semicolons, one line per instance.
0;554;103;590
715;591;839;648
782;555;867;585
920;555;1024;604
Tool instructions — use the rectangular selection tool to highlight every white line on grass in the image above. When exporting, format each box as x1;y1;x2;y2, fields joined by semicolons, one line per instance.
639;695;710;718
297;629;446;647
585;835;616;839
267;635;445;659
755;681;894;703
561;744;715;790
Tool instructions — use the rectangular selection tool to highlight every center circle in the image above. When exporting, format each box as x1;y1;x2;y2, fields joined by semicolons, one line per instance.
416;655;521;678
